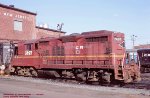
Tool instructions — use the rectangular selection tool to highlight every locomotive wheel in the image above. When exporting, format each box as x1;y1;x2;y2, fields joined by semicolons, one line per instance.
17;68;25;76
140;67;145;73
101;72;111;83
87;71;99;82
30;70;38;77
62;70;75;78
24;68;31;77
5;68;10;75
145;68;150;73
10;67;15;73
75;72;87;82
27;67;38;77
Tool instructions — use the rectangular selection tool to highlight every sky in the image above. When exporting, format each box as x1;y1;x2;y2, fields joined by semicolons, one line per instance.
0;0;150;49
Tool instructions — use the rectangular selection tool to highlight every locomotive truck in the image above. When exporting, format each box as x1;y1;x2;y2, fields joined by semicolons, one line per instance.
10;30;141;83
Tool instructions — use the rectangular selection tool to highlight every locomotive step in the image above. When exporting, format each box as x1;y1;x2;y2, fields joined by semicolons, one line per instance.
118;68;123;70
117;74;123;76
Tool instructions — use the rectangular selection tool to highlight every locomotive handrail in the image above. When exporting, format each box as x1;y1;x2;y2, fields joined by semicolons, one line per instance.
110;53;116;66
121;53;125;68
137;55;141;69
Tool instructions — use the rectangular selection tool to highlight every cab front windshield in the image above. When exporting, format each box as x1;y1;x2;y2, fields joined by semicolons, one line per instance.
126;52;138;64
138;50;150;63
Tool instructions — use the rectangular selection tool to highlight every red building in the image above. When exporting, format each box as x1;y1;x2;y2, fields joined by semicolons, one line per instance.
134;44;150;49
36;26;65;39
0;3;65;43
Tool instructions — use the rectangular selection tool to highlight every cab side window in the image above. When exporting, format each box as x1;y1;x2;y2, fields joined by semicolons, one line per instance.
26;44;32;51
14;46;18;55
35;43;38;50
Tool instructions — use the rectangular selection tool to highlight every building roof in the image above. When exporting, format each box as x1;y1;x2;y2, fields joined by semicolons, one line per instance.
126;49;138;53
38;37;56;42
0;3;37;15
36;26;66;34
24;39;38;44
137;48;150;51
134;44;150;49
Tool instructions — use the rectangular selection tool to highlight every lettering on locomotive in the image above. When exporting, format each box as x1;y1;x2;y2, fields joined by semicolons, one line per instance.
75;46;84;54
25;51;32;55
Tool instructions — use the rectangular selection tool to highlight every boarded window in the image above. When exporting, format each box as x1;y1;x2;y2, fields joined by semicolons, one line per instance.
14;20;23;31
86;36;108;42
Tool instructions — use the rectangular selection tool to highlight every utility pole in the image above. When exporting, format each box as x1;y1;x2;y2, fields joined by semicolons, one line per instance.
131;35;137;49
57;23;64;38
57;23;64;31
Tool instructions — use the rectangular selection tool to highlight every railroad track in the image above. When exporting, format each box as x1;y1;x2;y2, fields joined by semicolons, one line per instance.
1;73;149;91
122;82;150;90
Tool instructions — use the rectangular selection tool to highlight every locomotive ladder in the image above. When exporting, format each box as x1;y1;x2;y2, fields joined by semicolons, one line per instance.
116;65;124;80
114;53;125;80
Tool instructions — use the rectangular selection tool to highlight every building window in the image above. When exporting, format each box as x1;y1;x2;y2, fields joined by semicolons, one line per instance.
14;20;22;31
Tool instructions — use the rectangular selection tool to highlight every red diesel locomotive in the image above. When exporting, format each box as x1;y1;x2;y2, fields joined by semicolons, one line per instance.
10;30;141;83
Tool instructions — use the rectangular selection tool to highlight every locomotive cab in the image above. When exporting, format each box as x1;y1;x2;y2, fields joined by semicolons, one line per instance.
137;49;150;73
124;52;141;82
112;33;141;83
10;40;40;76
